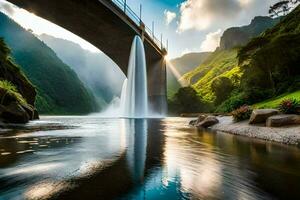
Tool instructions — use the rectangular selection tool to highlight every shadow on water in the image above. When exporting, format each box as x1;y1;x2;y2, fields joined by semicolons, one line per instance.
0;117;300;199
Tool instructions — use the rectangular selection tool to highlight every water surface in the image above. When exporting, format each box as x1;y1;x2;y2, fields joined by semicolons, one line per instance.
0;116;299;200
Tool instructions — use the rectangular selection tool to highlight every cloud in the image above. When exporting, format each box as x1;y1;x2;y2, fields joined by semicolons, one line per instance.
0;1;15;15
177;0;243;32
200;29;222;52
238;0;253;7
164;10;176;25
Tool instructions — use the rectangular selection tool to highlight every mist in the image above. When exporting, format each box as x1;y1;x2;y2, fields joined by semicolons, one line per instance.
39;34;126;109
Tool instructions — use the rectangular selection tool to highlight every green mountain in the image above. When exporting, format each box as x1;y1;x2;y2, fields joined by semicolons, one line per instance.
38;34;125;108
170;52;212;75
220;16;280;50
238;5;300;105
0;12;98;114
182;17;278;104
182;49;240;102
168;52;211;98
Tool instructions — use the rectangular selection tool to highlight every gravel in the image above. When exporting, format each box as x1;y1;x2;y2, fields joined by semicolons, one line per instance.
207;116;300;146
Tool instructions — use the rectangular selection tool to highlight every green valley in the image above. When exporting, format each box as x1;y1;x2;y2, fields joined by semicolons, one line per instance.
0;12;98;115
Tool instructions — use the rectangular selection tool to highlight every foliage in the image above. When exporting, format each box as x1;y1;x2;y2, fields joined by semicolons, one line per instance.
232;105;253;122
278;98;300;114
168;87;212;115
182;49;240;102
269;0;299;18
0;38;10;60
211;76;234;105
216;91;249;113
0;13;98;114
0;80;26;105
238;5;300;106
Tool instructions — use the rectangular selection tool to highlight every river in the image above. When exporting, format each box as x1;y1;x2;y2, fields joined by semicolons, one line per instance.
0;116;299;200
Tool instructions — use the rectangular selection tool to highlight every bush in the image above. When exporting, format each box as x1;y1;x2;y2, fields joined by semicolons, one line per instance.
232;105;253;122
216;91;249;113
278;98;300;114
211;77;234;105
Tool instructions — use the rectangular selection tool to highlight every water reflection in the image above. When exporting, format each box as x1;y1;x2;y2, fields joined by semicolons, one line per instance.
123;119;147;183
0;117;300;200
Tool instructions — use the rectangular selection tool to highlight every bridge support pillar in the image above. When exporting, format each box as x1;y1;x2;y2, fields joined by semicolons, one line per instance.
147;57;167;116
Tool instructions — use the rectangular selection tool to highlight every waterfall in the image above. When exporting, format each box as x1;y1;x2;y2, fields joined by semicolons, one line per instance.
120;36;148;118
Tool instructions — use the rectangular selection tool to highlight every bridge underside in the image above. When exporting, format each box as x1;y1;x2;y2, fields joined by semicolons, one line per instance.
7;0;167;114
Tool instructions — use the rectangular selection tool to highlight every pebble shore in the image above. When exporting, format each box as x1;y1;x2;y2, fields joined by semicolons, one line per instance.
207;116;300;146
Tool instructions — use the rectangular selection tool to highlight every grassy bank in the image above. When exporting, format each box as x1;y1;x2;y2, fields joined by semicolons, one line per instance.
254;90;300;109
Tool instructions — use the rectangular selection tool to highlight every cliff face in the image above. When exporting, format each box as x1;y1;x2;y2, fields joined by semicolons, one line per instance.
220;16;280;50
0;57;36;106
0;38;38;123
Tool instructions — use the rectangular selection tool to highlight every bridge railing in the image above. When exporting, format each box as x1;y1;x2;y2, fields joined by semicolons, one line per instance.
111;0;167;52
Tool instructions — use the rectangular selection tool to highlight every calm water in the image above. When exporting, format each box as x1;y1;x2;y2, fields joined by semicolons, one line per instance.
0;116;299;200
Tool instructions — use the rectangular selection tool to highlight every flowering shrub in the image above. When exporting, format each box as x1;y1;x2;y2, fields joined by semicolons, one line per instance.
278;98;299;114
232;105;253;122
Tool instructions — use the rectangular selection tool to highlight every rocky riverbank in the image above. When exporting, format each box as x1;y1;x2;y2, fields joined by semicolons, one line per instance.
191;115;300;146
189;107;300;146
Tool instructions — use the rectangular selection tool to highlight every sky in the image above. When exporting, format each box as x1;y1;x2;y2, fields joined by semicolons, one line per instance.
0;0;279;58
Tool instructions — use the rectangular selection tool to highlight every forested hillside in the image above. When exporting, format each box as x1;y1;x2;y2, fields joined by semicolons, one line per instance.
38;34;125;108
0;12;98;114
237;5;300;107
169;13;285;114
168;52;211;98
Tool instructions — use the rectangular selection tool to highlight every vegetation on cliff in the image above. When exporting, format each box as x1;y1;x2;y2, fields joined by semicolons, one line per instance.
238;5;300;105
0;38;38;123
169;6;300;114
168;52;211;98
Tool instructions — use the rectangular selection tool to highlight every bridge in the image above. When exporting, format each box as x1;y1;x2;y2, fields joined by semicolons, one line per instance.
7;0;168;114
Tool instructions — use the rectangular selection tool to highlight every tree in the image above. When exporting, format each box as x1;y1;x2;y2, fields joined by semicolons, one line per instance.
269;0;300;17
168;87;210;114
211;77;234;105
0;38;11;60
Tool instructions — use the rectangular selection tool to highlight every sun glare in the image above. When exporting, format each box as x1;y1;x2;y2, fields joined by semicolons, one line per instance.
166;60;188;87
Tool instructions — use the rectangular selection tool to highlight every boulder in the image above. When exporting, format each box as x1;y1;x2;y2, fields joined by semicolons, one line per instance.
21;103;39;120
196;116;219;128
189;120;197;126
33;109;39;120
266;115;300;127
249;109;279;124
1;102;29;123
196;115;207;124
189;115;207;126
296;106;300;114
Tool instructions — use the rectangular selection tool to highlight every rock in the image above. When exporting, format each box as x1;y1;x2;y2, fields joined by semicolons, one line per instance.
196;116;219;128
296;106;300;114
266;115;300;127
33;109;39;120
21;103;39;120
189;115;207;126
189;120;197;126
249;109;279;124
1;102;29;123
196;115;207;123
